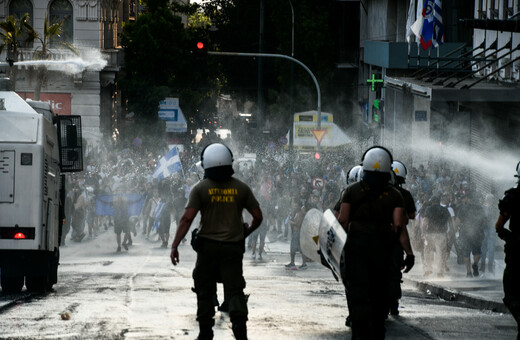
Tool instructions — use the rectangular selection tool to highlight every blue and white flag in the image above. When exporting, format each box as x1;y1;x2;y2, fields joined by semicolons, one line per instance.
153;200;166;231
95;193;146;217
412;0;444;50
153;147;183;182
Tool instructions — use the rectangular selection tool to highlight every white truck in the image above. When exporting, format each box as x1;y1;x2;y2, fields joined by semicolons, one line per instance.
0;84;83;293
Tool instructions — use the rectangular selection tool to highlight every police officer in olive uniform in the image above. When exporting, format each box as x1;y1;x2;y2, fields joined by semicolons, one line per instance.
495;162;520;340
333;164;362;328
170;143;263;340
388;160;416;316
337;146;414;340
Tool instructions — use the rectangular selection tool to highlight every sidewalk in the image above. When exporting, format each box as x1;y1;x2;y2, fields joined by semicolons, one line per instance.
262;233;509;314
404;251;508;313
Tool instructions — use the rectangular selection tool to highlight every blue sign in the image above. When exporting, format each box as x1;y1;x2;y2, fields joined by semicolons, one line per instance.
267;141;277;150
278;136;288;145
158;108;178;121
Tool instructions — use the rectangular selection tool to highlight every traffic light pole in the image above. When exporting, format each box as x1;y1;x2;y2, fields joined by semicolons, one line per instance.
208;51;322;132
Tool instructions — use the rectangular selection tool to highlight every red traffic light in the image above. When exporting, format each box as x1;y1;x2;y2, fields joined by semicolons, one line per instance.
196;41;204;50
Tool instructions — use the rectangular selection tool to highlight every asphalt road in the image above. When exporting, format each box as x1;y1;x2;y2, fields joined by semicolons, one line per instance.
0;228;517;340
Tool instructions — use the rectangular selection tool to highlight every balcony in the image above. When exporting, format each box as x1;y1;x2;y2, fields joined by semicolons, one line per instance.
364;40;466;70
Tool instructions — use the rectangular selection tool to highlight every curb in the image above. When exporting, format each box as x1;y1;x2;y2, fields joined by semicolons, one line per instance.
403;277;509;314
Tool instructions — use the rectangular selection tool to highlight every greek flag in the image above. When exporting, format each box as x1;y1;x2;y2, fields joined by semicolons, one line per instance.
153;200;166;231
153;147;183;182
411;0;444;50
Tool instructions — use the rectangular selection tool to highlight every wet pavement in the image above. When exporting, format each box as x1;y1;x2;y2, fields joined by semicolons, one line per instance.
264;231;510;314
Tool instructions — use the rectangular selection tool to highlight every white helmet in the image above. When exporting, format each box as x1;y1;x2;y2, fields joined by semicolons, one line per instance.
201;143;234;170
347;165;362;185
361;146;393;173
392;160;407;181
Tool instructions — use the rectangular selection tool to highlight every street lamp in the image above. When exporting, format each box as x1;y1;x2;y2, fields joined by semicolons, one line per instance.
287;0;295;152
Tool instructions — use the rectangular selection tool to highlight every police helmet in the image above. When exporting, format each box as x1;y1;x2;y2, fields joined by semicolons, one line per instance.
200;143;234;170
361;146;393;173
392;160;408;183
347;165;362;185
200;143;235;180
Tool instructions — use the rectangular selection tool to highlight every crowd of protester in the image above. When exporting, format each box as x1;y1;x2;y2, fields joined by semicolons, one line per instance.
63;133;500;277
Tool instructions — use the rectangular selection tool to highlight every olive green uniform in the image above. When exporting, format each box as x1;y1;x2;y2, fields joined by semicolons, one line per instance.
187;177;259;330
340;181;404;339
498;186;520;339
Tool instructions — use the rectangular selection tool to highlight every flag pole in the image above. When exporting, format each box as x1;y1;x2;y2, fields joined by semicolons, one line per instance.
177;146;186;180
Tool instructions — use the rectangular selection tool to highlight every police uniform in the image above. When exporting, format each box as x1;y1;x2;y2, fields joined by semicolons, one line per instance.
388;186;416;314
188;177;259;335
497;185;520;339
341;180;404;339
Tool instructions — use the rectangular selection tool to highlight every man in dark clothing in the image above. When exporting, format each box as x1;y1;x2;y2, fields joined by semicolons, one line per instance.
495;162;520;340
457;194;486;277
422;195;452;277
113;195;131;252
171;143;263;340
338;146;414;340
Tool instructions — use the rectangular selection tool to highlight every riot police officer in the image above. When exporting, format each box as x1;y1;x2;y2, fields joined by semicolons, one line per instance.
495;162;520;339
337;146;414;340
170;143;263;340
388;160;416;316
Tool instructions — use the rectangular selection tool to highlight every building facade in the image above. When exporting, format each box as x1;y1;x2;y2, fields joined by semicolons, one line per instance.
0;0;137;145
358;0;520;196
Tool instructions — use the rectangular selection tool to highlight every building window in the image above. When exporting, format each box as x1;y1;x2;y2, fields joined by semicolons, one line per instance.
49;0;73;44
8;0;33;48
504;0;514;18
477;0;487;19
9;0;33;22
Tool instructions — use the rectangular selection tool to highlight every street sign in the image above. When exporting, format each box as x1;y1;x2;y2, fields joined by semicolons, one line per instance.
312;177;325;190
278;136;288;145
267;141;277;150
311;129;327;144
133;137;142;147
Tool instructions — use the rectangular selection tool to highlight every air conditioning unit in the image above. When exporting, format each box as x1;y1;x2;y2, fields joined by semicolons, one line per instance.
472;63;485;77
500;58;512;79
513;62;520;81
486;63;497;79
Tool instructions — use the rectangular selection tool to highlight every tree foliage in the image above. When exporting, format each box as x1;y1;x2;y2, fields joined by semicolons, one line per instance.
201;0;337;127
120;0;221;130
0;14;35;89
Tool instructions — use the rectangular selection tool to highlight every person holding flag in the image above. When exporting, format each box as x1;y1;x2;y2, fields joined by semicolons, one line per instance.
153;146;183;182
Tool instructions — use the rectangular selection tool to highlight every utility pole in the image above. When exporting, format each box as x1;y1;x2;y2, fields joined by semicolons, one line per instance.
288;0;295;152
257;0;264;133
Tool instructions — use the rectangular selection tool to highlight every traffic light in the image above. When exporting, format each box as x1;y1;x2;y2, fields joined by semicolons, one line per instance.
193;39;208;56
314;152;321;160
373;99;383;123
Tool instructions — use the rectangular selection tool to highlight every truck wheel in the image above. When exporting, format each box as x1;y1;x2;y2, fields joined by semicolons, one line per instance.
25;274;50;293
1;275;24;293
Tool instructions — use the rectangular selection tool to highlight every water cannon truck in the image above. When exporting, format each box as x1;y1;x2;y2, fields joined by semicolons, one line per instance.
0;79;83;293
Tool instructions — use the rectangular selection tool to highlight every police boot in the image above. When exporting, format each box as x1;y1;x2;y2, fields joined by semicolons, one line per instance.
197;323;214;340
231;319;247;340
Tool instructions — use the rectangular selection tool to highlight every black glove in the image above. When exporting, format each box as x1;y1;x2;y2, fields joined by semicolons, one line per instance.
497;228;512;242
402;254;415;273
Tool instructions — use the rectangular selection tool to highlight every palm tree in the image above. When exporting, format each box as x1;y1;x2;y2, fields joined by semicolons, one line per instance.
0;14;36;90
32;14;78;100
